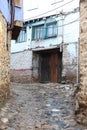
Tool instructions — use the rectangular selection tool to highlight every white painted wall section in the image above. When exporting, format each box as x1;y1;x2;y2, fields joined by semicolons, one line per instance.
11;50;32;69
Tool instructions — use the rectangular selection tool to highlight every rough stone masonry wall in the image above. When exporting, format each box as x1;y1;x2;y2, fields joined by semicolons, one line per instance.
62;43;78;83
0;12;11;102
75;0;87;125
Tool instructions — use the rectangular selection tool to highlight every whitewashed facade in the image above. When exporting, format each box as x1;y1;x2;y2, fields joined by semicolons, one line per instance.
11;0;80;83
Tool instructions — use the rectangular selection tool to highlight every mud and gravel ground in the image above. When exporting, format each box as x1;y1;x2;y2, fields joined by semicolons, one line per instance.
0;83;86;130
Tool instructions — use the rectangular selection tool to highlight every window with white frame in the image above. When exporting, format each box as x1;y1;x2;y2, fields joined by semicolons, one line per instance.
16;28;27;43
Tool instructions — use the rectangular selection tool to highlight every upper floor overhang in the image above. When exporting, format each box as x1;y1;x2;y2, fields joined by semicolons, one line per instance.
12;20;23;40
0;0;23;40
12;0;23;39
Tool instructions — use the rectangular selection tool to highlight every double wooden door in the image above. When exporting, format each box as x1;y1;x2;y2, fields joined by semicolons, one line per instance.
39;51;62;83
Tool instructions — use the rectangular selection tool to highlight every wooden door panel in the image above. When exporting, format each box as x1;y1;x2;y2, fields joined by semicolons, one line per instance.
40;54;50;82
39;50;62;83
50;52;62;83
50;53;58;82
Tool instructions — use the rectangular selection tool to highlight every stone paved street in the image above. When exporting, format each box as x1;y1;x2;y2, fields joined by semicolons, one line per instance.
0;83;86;130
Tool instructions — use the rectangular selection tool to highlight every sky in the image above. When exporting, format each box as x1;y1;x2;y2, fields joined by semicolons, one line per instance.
23;0;79;21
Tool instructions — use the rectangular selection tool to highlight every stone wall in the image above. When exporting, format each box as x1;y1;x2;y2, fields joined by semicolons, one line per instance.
32;52;39;82
0;12;11;102
62;42;78;83
10;50;33;83
10;69;32;83
75;0;87;125
10;50;40;83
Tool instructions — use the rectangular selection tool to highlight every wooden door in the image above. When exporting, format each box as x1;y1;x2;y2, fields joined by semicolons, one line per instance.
50;53;58;82
50;52;62;83
39;50;62;83
40;54;51;82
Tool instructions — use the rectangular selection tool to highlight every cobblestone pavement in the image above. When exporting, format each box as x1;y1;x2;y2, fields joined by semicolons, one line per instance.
0;83;87;130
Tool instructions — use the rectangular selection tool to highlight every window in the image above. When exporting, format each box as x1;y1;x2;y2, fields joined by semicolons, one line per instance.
32;22;58;40
16;28;27;43
32;25;44;40
46;22;58;38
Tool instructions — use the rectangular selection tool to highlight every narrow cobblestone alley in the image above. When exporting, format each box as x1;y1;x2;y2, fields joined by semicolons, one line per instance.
0;83;86;130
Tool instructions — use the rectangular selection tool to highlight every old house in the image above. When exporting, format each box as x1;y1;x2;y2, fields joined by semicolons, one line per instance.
75;0;87;125
0;0;22;102
11;0;79;83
